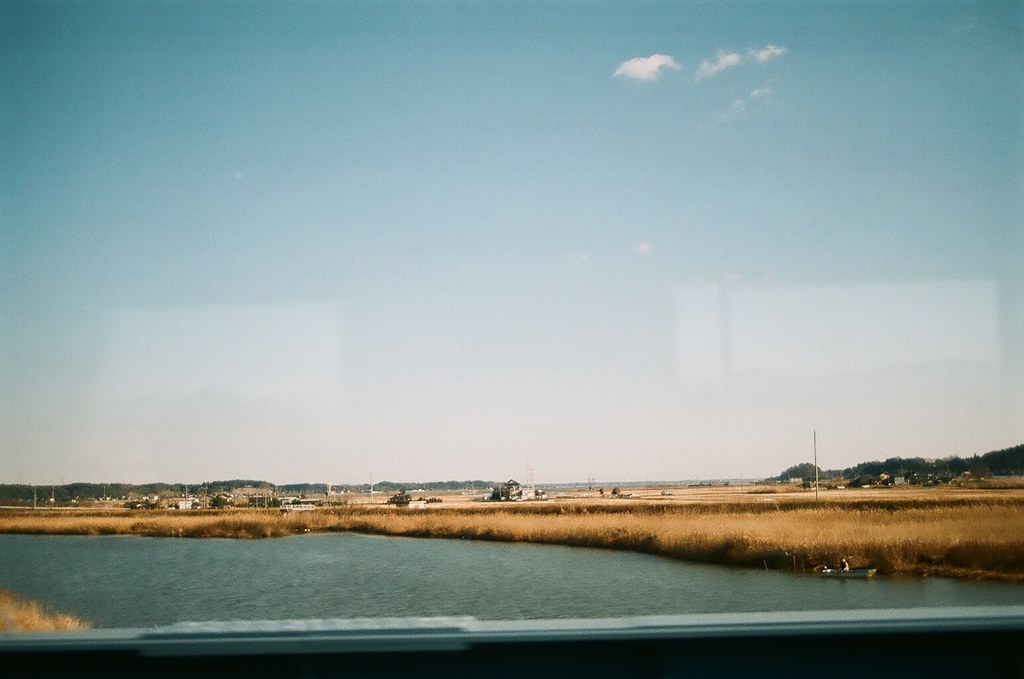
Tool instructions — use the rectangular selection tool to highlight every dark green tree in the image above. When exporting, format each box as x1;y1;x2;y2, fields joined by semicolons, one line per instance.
776;463;820;482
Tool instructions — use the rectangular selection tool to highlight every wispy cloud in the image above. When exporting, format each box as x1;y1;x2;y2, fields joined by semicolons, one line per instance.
750;44;786;63
694;50;742;81
614;54;681;81
633;241;653;255
718;84;776;120
717;98;748;120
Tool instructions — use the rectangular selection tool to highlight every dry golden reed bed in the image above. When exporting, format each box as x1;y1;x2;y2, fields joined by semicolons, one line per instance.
0;590;90;633
3;491;1024;581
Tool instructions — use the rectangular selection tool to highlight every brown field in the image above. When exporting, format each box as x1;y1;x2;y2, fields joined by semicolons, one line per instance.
2;484;1023;582
0;590;90;633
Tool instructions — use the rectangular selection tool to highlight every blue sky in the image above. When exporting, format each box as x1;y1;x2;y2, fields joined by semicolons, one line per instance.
2;0;1021;485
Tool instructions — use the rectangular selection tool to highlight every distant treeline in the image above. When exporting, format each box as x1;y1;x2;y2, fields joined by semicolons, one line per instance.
0;482;193;504
328;480;496;493
0;479;498;504
4;443;1021;504
775;443;1024;482
276;480;497;494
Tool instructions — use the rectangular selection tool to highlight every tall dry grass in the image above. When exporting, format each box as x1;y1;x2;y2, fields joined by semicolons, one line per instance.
0;590;90;632
2;498;1023;580
320;502;1024;580
0;509;300;539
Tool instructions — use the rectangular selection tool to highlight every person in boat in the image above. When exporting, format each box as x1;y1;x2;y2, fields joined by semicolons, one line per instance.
840;558;850;572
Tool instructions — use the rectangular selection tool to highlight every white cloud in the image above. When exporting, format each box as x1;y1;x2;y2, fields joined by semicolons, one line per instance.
633;242;653;255
750;44;786;63
614;54;681;81
750;86;772;99
694;50;742;81
719;99;747;119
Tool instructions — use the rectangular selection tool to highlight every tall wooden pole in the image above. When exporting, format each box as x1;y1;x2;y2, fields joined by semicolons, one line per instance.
813;429;819;502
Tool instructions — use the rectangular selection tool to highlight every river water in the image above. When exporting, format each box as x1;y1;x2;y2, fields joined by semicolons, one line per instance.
2;533;1023;629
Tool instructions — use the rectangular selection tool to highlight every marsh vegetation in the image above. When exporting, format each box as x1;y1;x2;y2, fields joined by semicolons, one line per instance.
2;487;1022;581
0;589;90;632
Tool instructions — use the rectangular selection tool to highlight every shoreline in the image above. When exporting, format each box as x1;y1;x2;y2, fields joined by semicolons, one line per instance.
2;489;1023;582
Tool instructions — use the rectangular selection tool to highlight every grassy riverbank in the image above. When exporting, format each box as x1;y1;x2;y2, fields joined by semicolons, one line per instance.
0;590;90;632
3;490;1023;581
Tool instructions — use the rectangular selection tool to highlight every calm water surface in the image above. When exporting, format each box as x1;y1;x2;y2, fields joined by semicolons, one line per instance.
2;533;1023;629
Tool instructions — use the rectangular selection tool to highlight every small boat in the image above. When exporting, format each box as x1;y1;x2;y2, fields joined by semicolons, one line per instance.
820;567;877;578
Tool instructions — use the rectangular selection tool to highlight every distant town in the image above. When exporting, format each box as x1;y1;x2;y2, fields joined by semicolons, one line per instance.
1;443;1020;509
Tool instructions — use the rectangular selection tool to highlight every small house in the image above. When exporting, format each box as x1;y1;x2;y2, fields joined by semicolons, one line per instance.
490;479;522;501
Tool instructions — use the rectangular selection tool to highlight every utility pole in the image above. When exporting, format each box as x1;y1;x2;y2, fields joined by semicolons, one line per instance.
813;429;819;503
